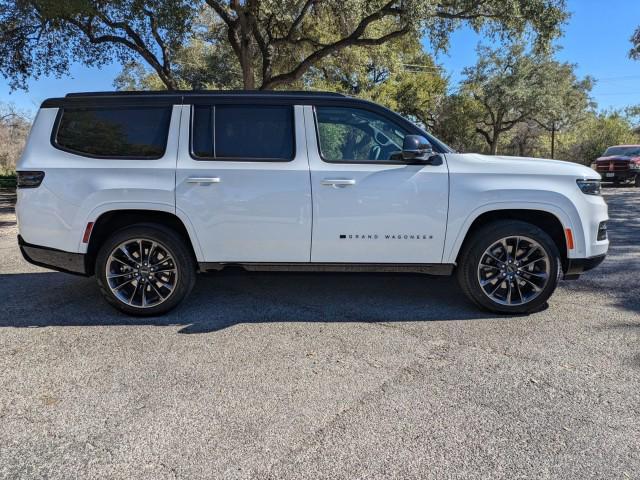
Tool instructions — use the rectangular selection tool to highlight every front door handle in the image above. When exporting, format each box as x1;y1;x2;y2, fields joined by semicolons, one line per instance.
187;177;221;184
321;179;356;188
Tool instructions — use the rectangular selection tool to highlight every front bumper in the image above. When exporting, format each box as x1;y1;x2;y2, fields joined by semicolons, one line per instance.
18;236;88;276
563;254;606;280
598;171;637;182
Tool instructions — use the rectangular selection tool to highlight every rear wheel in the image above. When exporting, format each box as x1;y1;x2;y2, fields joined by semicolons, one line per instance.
457;220;561;314
95;224;196;316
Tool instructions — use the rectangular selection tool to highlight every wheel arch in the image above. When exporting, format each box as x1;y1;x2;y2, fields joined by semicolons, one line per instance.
84;209;202;275
448;207;573;273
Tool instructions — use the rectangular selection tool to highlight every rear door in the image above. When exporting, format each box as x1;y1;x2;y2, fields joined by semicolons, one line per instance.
304;104;449;264
175;102;312;263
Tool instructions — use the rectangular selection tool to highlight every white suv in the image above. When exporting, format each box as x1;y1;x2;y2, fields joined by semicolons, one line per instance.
16;91;609;316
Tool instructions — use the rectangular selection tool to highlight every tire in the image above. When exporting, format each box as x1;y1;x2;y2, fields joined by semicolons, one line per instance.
95;223;196;316
635;175;640;187
456;220;562;314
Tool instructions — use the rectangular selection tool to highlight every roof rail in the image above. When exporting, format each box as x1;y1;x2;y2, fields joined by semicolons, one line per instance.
65;90;346;98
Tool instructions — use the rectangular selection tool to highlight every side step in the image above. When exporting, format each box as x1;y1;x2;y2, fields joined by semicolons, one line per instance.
198;262;454;276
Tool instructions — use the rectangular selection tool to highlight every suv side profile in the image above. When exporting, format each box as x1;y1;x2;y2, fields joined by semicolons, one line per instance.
16;91;609;316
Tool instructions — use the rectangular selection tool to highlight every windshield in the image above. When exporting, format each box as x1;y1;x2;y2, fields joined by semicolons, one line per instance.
603;146;640;157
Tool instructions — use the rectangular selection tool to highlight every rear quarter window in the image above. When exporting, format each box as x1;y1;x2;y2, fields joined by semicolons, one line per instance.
53;106;172;159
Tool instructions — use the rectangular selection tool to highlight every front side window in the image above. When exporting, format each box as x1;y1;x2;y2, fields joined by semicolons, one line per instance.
315;106;409;163
192;105;295;161
54;106;171;158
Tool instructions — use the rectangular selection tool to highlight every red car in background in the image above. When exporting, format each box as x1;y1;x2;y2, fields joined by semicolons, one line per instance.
592;145;640;187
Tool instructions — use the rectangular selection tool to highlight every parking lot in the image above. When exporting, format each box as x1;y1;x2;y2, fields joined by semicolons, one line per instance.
0;187;638;479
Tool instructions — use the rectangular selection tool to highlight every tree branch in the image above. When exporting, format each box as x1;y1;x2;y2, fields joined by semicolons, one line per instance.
143;8;171;73
261;1;408;89
475;127;492;145
271;0;316;45
67;16;177;89
205;0;237;27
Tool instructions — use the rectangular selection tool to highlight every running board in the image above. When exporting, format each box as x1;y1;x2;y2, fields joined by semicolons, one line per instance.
198;262;454;276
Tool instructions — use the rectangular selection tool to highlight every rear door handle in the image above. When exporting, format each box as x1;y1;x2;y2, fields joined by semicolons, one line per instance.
187;177;221;184
321;179;356;188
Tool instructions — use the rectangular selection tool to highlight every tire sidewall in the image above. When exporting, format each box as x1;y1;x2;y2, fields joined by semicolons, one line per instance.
95;224;196;316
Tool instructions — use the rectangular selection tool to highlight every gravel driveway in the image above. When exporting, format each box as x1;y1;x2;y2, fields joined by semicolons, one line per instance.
0;187;638;479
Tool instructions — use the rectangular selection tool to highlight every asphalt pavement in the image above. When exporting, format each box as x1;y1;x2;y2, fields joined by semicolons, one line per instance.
0;187;638;479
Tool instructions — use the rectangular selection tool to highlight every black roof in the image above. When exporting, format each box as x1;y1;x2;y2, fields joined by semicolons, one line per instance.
42;90;349;108
65;90;346;98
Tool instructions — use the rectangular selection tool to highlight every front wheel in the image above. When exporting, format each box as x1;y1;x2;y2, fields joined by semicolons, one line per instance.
456;220;562;314
95;224;196;316
634;175;640;187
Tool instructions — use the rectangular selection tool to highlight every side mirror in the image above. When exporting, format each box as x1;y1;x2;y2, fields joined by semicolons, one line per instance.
401;135;433;162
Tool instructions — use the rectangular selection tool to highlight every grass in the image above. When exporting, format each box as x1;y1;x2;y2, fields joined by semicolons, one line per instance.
0;170;16;189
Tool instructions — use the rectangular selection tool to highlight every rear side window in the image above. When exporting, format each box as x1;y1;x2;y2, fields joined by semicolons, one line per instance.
192;105;295;161
53;106;172;159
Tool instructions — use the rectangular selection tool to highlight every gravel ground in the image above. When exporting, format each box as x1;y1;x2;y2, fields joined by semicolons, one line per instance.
0;187;638;479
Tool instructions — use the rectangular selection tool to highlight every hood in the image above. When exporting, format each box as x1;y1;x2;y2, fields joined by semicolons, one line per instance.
453;153;599;179
596;155;637;162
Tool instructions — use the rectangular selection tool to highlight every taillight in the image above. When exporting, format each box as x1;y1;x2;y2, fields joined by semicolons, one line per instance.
16;171;45;189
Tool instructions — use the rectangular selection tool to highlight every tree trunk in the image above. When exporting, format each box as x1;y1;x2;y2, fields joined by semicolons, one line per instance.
239;46;255;90
159;70;178;90
238;23;255;89
550;123;556;159
489;132;500;155
226;7;256;90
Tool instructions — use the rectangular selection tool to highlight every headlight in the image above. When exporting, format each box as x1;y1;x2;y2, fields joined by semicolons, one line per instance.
629;162;640;170
576;179;601;195
590;162;597;170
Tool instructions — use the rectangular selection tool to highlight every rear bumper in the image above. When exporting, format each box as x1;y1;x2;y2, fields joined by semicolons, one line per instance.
18;235;88;276
564;254;606;280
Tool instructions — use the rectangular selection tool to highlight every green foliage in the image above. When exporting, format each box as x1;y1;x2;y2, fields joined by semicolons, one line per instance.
0;173;16;188
114;10;242;90
559;112;640;165
0;103;31;173
458;43;592;155
532;66;593;133
631;25;640;59
1;0;568;91
431;93;485;152
371;52;447;129
0;0;196;90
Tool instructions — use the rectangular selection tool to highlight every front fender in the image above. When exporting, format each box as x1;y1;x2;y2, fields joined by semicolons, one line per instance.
443;197;584;264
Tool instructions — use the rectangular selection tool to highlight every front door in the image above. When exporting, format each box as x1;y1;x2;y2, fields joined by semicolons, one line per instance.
304;105;449;264
176;103;312;263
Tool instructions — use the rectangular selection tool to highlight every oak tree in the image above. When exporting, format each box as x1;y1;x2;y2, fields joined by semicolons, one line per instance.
461;44;591;156
1;0;568;91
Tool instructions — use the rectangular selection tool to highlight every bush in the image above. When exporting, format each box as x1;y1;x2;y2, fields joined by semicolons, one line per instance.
0;103;31;174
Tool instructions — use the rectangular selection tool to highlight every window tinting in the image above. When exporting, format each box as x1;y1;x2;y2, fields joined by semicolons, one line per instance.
192;105;294;160
603;146;640;157
192;106;214;158
54;106;171;158
315;106;410;163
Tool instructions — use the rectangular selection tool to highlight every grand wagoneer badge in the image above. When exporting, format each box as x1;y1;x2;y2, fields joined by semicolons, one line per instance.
340;234;434;240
